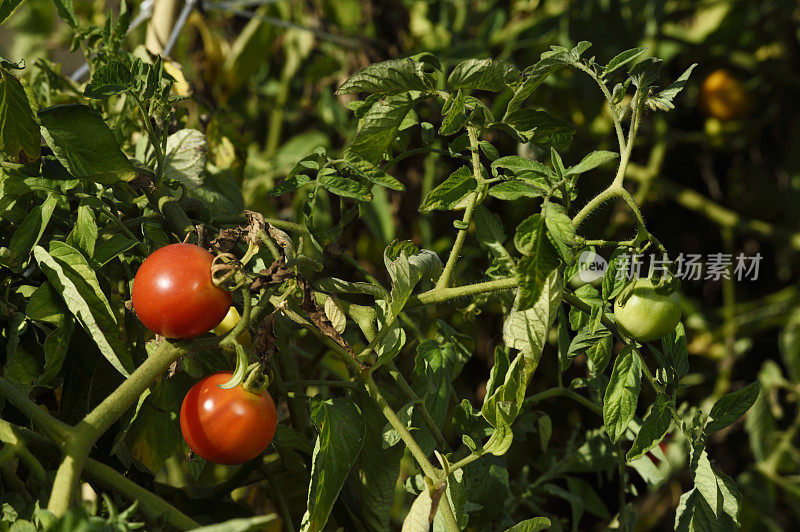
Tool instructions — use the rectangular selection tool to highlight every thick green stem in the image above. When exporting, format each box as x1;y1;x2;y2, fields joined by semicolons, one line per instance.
48;340;190;516
0;419;199;530
410;276;518;307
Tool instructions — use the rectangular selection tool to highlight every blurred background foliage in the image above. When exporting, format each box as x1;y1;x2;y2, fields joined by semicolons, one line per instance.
3;0;800;529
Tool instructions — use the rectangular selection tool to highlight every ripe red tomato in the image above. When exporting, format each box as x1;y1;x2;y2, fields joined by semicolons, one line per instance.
180;372;277;464
132;243;232;338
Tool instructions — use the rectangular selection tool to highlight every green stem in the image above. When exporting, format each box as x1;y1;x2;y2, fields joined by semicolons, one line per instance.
525;387;602;415
612;89;642;187
436;125;484;291
409;276;518;307
383;362;451;452
574;63;626;153
131;92;165;180
0;378;73;442
48;340;190;516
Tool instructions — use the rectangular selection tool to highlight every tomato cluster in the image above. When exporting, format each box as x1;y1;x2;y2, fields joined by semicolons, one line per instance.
133;244;277;464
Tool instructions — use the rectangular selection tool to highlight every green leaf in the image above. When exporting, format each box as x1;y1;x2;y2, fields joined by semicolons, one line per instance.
485;347;510;400
602;248;629;300
0;68;40;163
33;243;133;376
344;151;405;191
482;352;538;429
568;326;612;376
674;488;735;532
447;58;519;91
603;47;648;76
5;195;57;270
487;180;545;201
647;64;697;111
39;104;136;184
662;322;689;382
689;447;742;524
347;93;416;164
504;517;552;532
52;0;77;27
503;109;576;148
164;129;207;188
319;173;372;201
351;390;404;532
189;515;279;532
566;477;610;520
83;61;133;98
402;485;435;532
503;269;563;354
268;173;312;196
123;377;185;474
26;282;66;324
93;233;138;266
627;393;672;461
336;58;434;95
411;339;457;454
439;90;467;136
514;214;560;309
300;398;365;532
544;202;575;263
419;166;476;212
0;0;26;24
491;155;554;179
65;203;98;258
603;346;642;442
629;57;662;89
705;380;760;435
565;150;619;176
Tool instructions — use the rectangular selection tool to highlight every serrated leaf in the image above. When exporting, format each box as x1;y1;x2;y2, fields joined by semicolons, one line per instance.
0;68;40;163
440;90;467;136
344;151;405;191
487;180;545;201
347;93;416;164
603;346;641;442
503;109;576;148
627;393;672;461
164;129;207;188
419;166;476;212
544;202;575;263
447;58;519;91
705;380;760;435
503;269;562;354
39;104;136;184
568;326;612;376
337;58;434;95
83;61;133;98
300;398;365;532
603;47;648;76
482;352;538;430
268;173;312;196
504;517;552;532
33;243;133;376
491;155;554;179
319;173;372;201
566;150;619;176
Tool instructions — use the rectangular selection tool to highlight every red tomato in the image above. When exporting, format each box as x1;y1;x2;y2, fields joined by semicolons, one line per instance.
180;372;277;464
132;243;232;338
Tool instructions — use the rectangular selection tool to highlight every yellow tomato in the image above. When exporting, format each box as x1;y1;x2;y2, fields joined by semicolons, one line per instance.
699;69;750;121
211;307;253;349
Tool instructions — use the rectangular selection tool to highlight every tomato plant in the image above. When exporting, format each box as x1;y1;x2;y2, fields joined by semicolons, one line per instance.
613;278;682;342
132;243;232;338
2;1;796;531
180;371;277;465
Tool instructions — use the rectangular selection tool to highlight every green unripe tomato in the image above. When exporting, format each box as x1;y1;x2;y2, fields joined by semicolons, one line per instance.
613;279;681;342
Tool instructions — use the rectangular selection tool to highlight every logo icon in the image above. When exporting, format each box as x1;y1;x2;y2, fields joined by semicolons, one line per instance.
577;251;608;283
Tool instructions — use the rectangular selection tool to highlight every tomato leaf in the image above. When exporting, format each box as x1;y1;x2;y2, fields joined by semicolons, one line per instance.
300;398;365;532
